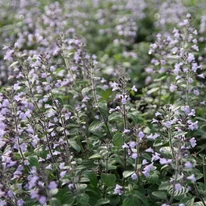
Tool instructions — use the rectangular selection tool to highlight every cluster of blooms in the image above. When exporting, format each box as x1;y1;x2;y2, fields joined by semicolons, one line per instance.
143;14;205;205
0;34;94;204
154;1;187;29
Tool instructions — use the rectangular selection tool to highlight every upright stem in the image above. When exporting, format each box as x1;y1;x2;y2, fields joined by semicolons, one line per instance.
91;72;112;139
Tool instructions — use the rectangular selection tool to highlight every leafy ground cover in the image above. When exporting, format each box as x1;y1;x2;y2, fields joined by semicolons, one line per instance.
0;0;206;205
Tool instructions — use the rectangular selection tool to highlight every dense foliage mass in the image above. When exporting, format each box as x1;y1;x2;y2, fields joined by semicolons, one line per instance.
0;0;206;205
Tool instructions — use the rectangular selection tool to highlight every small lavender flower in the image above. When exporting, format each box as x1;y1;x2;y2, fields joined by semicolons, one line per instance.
184;161;193;169
187;174;196;183
129;141;136;148
138;131;145;139
39;196;47;204
142;163;155;177
114;184;123;195
68;183;74;190
131;173;138;180
131;153;138;159
48;181;57;190
175;183;182;191
189;137;197;148
170;84;177;92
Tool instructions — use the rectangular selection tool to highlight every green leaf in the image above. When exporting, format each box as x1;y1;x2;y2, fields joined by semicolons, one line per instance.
95;198;110;206
123;171;134;178
28;156;39;169
152;191;167;199
148;170;160;184
76;193;89;205
82;87;92;95
180;197;195;206
89;121;104;133
50;198;61;206
84;171;98;186
101;173;116;187
147;87;159;95
168;186;189;197
153;139;168;147
113;132;124;147
134;191;150;206
123;196;139;206
89;154;102;159
159;181;170;190
108;112;122;122
49;188;59;196
68;139;81;152
101;89;112;100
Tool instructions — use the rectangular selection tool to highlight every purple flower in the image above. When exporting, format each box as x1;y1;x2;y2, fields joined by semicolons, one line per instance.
147;133;160;140
123;129;130;134
189;137;196;148
122;143;129;149
184;161;193;169
39;196;47;204
129;141;136;148
142;159;148;165
187;174;196;183
131;153;138;159
170;84;177;92
145;147;154;153
159;158;172;165
142;163;155;177
131;85;137;92
121;97;127;105
164;121;172;128
17;199;24;206
152;152;160;162
187;53;195;63
187;120;198;130
114;184;123;195
175;183;182;191
193;89;199;96
131;173;138;180
48;181;57;190
4;49;14;61
138;131;145;139
68;183;74;190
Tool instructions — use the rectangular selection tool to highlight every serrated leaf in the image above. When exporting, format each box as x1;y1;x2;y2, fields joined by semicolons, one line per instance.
50;198;61;206
101;89;112;100
147;87;159;94
134;191;150;206
108;112;122;122
180;197;195;206
89;121;104;132
113;132;124;147
76;193;89;205
89;154;102;159
168;186;189;197
95;198;110;205
101;173;116;187
148;170;160;184
9;61;19;68
152;191;167;199
123;196;138;206
123;171;134;178
49;188;59;196
82;87;92;95
28;156;39;169
68;139;81;152
153;139;168;147
159;181;170;190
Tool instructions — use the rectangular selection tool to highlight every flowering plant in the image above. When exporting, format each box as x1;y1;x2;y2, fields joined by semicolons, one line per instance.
0;0;206;206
